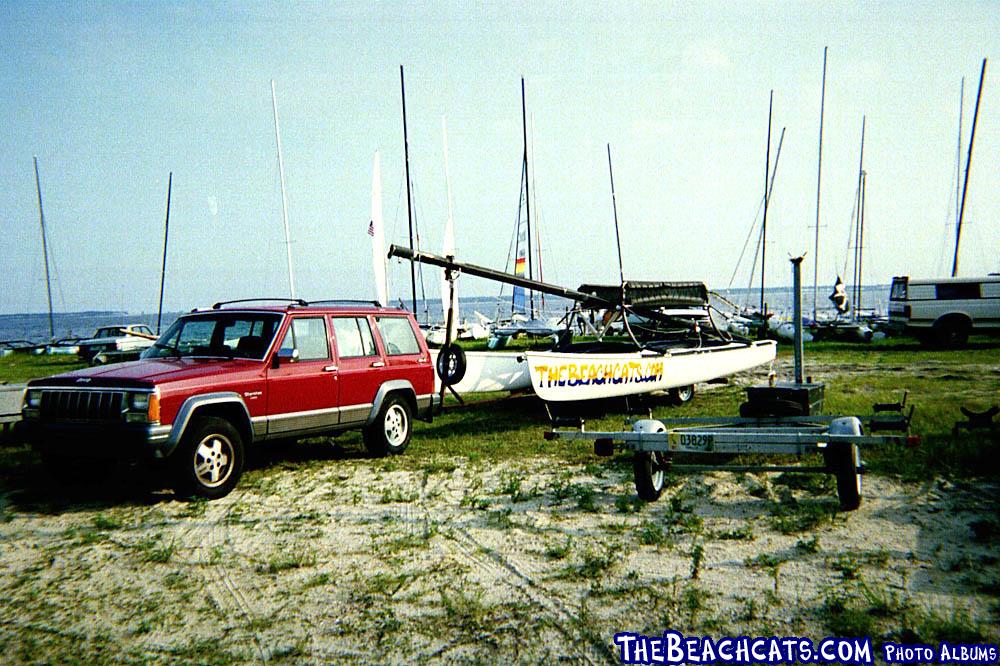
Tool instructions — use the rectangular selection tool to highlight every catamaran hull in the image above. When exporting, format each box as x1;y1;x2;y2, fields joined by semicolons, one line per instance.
525;340;777;402
430;349;532;394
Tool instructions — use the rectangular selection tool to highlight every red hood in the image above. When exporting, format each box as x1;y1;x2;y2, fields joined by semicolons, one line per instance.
29;358;263;388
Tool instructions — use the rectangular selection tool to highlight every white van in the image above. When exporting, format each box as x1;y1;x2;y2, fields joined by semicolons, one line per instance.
888;274;1000;346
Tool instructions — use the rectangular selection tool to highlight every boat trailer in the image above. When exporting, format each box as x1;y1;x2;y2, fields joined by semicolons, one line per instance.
545;412;914;511
544;257;918;511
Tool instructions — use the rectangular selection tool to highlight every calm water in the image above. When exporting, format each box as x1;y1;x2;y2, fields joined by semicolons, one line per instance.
1;285;890;343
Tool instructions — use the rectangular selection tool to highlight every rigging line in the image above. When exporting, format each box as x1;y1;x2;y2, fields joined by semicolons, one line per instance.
411;181;429;321
727;127;786;289
502;158;527;311
841;180;860;278
745;219;764;310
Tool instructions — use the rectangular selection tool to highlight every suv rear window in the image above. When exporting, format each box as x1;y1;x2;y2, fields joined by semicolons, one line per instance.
375;317;421;355
333;317;378;358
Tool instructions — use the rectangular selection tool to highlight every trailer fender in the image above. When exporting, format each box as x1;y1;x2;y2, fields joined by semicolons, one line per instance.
632;419;667;434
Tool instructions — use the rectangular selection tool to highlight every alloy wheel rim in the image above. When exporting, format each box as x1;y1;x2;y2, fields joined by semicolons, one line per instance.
383;405;408;446
194;434;234;488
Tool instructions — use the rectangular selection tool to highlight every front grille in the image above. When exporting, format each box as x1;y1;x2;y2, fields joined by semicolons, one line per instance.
40;390;126;422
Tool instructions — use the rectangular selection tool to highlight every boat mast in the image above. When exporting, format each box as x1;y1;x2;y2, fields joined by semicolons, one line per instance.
400;66;418;312
953;58;987;277
760;90;773;314
270;80;296;299
156;172;172;334
955;77;964;237
607;144;626;299
851;116;866;321
857;170;867;315
32;156;55;339
812;47;828;321
521;77;535;317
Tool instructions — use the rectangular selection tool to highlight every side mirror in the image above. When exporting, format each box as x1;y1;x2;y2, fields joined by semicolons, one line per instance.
273;347;299;368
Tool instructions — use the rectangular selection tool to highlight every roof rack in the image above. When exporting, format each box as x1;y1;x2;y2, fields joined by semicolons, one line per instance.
304;299;383;307
205;298;309;311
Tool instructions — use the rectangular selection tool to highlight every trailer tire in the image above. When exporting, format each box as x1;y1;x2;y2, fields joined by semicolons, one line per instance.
633;451;669;501
827;442;862;511
436;344;467;386
669;384;695;406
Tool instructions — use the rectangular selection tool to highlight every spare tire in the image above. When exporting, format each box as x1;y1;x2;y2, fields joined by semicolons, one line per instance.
436;343;467;386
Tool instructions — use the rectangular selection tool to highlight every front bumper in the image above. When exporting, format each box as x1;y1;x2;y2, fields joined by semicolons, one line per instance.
21;419;172;461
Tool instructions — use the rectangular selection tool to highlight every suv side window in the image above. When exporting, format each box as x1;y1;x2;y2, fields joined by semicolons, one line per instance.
936;282;980;300
279;317;330;361
375;316;421;355
332;317;377;358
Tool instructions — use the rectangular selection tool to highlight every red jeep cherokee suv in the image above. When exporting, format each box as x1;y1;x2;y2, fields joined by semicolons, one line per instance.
21;300;436;498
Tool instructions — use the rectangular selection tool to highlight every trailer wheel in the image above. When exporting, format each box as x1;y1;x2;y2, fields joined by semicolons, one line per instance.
827;442;862;511
633;451;669;501
669;384;695;406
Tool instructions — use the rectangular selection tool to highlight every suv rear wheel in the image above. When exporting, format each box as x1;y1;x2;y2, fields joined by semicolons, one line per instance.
172;416;244;499
932;315;971;348
363;395;412;457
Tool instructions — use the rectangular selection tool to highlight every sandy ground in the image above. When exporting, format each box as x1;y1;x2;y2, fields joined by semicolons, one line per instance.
1;442;998;664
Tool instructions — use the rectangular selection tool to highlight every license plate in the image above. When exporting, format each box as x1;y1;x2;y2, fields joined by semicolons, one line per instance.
669;432;715;451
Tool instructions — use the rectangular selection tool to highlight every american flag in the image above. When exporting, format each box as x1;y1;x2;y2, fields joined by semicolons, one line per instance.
367;220;375;237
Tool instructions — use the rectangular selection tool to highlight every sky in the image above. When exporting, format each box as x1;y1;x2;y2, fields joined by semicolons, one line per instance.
1;0;998;315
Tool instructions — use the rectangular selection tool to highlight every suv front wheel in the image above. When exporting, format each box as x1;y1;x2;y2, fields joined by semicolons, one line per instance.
363;395;412;457
172;416;245;499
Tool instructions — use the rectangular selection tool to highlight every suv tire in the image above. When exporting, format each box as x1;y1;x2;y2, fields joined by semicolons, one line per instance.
932;315;970;348
363;394;412;457
172;416;244;499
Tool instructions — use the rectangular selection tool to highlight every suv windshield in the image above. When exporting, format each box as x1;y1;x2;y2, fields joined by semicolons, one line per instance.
142;312;282;360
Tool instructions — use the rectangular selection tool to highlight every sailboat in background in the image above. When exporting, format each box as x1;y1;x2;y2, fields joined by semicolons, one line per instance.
423;118;489;346
490;77;562;345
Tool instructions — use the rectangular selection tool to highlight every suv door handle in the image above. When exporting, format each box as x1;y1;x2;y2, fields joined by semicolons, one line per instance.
370;361;385;368
323;365;338;372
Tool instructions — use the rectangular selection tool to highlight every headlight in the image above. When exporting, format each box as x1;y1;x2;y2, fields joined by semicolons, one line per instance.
25;389;42;409
125;390;160;424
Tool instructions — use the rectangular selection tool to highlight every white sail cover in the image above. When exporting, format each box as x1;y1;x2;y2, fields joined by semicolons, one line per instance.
370;150;389;306
440;118;459;340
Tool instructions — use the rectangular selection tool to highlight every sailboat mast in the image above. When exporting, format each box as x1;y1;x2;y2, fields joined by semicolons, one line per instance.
157;172;172;334
607;144;626;298
812;47;828;321
270;80;296;299
760;90;773;314
32;156;55;339
955;77;964;232
521;77;535;317
852;116;866;320
953;58;987;277
400;66;418;313
857;170;867;315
